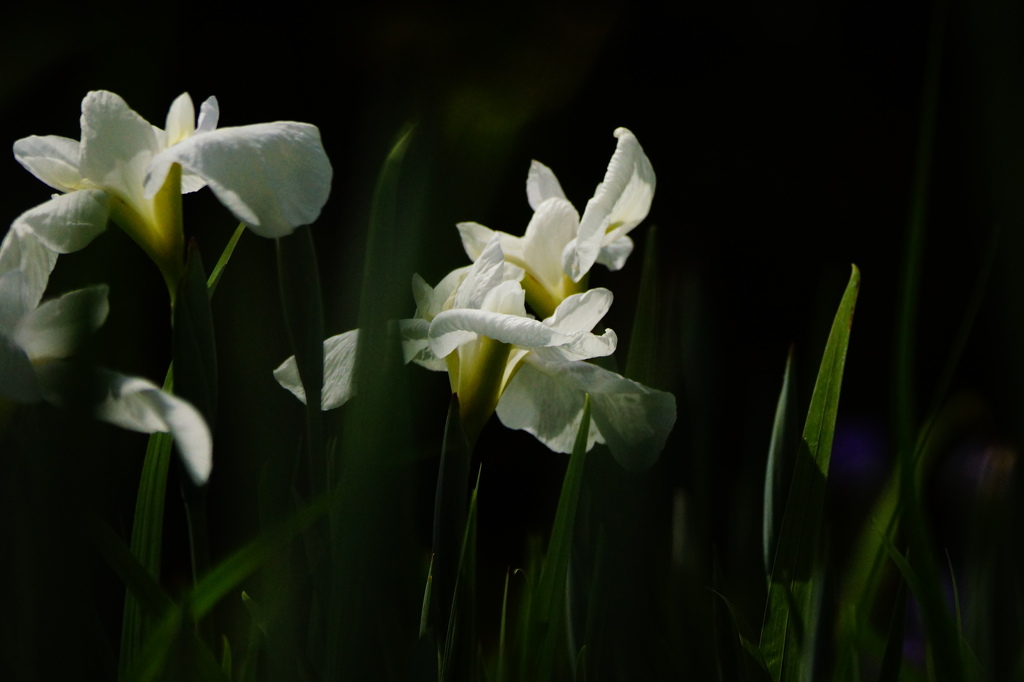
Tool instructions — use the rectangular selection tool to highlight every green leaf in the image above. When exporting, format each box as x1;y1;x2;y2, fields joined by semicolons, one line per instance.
240;592;315;682
89;515;174;620
174;243;218;429
440;467;481;682
529;395;592;681
412;558;440;682
624;225;660;386
710;589;772;682
220;636;233;680
421;555;435;639
763;348;798;577
497;570;510;682
760;265;859;682
120;388;174;679
207;222;246;297
188;491;331;621
876;568;908;682
432;395;473;638
275;225;326;494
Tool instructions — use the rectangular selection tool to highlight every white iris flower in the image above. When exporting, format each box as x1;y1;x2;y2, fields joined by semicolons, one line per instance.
457;128;655;318
0;225;212;484
275;238;675;471
13;90;332;295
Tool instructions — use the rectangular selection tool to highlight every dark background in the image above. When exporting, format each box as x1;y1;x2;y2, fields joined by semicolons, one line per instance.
2;0;1023;677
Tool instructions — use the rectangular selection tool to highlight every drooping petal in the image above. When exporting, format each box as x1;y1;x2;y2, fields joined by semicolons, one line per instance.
585;367;676;472
526;160;567;210
563;128;655;282
94;370;213;485
595;235;635;271
15;285;108;362
494;358;601;454
79;90;162;214
11;190;111;255
0;226;59;309
0;333;41;402
497;358;675;471
273;329;360;410
13;135;84;193
146;122;332;238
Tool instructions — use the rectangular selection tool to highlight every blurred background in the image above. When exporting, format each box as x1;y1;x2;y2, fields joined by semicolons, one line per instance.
2;0;1023;678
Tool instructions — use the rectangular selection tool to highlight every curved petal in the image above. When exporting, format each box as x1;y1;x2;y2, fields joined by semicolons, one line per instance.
13;135;84;193
431;305;573;359
273;329;360;410
94;370;213;485
15;285;108;361
526;160;567;210
79;90;162;213
0;226;59;308
530;328;617;362
595;235;634;271
564;128;655;281
146;122;333;238
11;189;111;254
453;237;510;310
544;288;613;334
0;333;42;402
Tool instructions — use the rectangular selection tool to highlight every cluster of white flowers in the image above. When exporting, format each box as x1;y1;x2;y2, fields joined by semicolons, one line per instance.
3;90;333;484
275;128;675;471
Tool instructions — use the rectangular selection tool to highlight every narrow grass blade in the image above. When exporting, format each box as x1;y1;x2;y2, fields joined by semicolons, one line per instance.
433;395;472;639
760;265;860;682
440;468;481;682
88;515;174;619
840;223;998;671
207;222;246;297
530;395;592;681
174;243;218;429
497;570;510;682
188;491;331;620
324;121;424;680
893;0;946;459
276;225;326;494
876;570;908;682
763;348;798;576
120;413;174;678
412;558;440;682
240;592;315;682
624;225;660;386
221;635;232;680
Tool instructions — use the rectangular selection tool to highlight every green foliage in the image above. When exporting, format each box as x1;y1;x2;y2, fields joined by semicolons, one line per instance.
760;265;860;682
